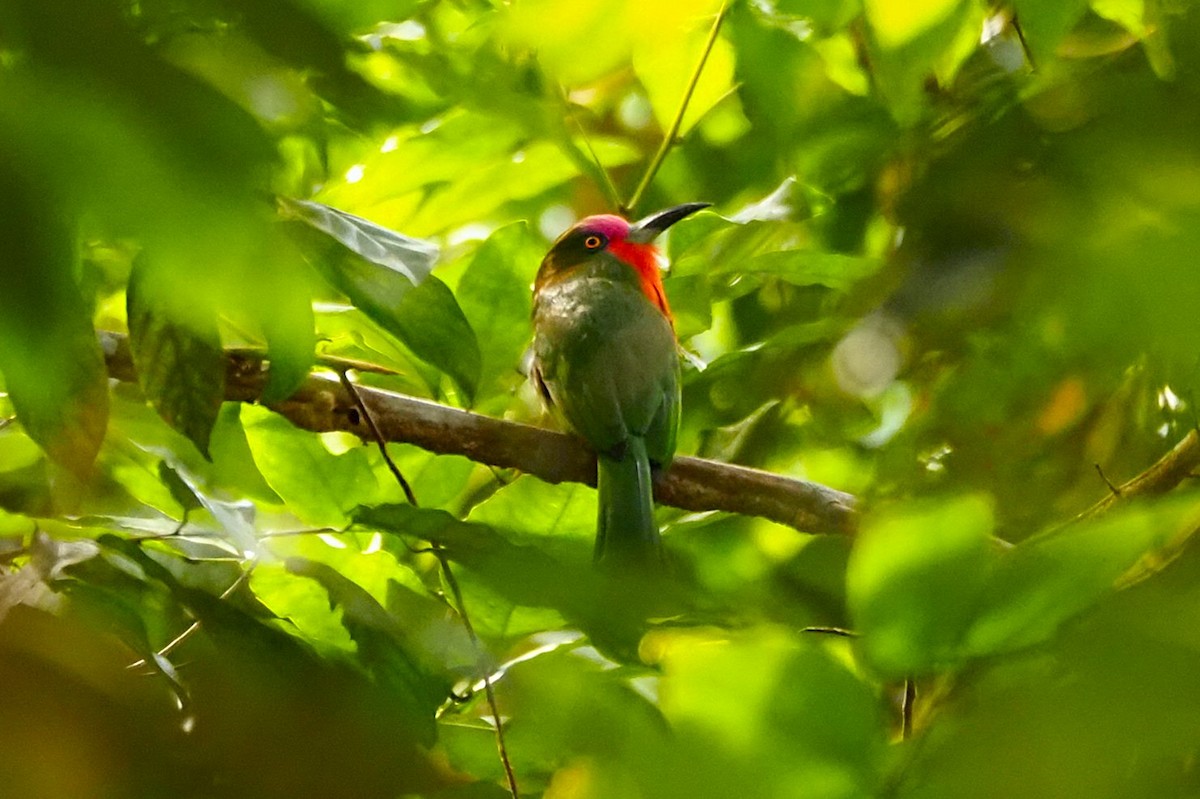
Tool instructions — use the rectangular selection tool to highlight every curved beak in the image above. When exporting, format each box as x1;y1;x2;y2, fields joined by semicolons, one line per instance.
627;202;711;243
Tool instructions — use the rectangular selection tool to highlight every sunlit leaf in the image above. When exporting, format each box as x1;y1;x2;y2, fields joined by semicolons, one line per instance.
279;197;439;285
286;556;449;744
242;405;379;527
658;628;886;796
284;198;481;401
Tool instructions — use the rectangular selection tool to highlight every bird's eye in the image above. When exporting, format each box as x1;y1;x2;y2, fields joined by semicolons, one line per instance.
583;234;604;250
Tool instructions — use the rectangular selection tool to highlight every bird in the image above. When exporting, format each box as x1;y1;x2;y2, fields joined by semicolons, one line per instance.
531;203;709;569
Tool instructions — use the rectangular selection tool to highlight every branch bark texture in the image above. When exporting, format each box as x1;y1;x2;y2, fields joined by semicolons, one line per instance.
1078;428;1200;521
100;333;858;536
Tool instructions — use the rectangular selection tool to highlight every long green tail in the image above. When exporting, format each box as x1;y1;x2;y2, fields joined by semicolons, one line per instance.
595;436;662;568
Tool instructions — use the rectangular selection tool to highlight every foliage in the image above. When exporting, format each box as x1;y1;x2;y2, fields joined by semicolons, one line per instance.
2;0;1200;797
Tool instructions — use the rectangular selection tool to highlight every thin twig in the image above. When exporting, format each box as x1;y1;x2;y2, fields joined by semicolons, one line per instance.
623;1;729;214
1094;463;1122;498
1076;429;1200;522
344;372;520;799
438;549;520;799
1010;13;1037;72
902;679;916;740
338;370;418;506
127;564;254;670
801;625;858;637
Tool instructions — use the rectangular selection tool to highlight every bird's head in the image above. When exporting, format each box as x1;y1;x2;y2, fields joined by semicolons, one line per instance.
535;202;709;317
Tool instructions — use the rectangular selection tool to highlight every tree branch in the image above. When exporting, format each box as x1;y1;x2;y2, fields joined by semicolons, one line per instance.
100;332;858;535
1077;429;1200;521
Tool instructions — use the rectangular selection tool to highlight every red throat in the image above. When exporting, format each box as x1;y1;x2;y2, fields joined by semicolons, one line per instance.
609;239;673;323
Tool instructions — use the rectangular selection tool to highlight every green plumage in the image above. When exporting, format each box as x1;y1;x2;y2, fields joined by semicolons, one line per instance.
532;251;680;567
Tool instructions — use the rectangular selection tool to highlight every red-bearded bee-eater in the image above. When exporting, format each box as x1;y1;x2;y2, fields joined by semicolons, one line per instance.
532;203;709;569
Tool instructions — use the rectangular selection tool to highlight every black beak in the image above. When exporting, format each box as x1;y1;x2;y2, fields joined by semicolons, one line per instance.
627;202;711;243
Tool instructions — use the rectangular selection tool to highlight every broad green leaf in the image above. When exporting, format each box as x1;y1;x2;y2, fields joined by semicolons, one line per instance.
242;405;379;527
865;0;979;122
403;141;592;235
734;250;881;287
312;305;437;398
501;0;634;84
207;403;282;504
0;168;108;475
285;199;481;401
455;222;541;398
847;495;995;677
390;276;482;404
97;441;187;518
468;475;596;546
357;503;662;657
250;562;358;654
279;197;439;286
1011;0;1090;62
382;447;476;510
127;256;226;459
663;273;713;340
1091;0;1146;35
286;556;449;744
157;461;203;517
964;499;1190;656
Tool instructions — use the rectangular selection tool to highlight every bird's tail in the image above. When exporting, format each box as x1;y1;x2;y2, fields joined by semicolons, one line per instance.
595;436;662;568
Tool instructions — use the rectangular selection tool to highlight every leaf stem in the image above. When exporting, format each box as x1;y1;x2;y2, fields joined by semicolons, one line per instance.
623;1;729;215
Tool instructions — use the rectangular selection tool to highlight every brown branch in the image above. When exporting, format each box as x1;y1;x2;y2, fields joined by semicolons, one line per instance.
1077;429;1200;521
100;332;858;536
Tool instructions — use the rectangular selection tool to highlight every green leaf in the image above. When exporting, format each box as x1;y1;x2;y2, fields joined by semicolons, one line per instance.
241;405;379;527
847;495;995;677
207;403;282;504
286;556;449;745
126;258;225;459
279;197;439;286
390;276;482;404
356;503;659;658
250;562;358;654
285;199;481;401
964;499;1189;656
734;250;881;287
0;166;108;475
455;222;541;398
467;475;596;548
157;461;203;516
1011;0;1090;63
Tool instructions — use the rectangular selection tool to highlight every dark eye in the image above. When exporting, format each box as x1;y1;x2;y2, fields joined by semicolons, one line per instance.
583;234;604;250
